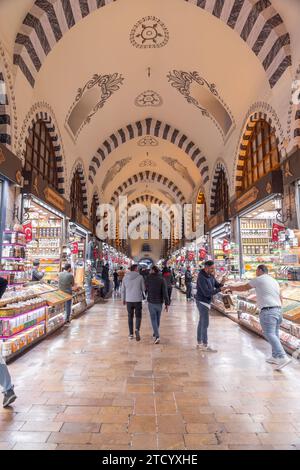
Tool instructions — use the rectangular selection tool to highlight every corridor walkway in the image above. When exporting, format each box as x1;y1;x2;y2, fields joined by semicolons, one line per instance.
1;291;300;450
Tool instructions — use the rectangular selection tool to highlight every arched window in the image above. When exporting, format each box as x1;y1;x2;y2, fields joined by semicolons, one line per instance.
24;120;58;189
90;194;99;235
213;169;229;217
240;120;279;195
70;169;84;219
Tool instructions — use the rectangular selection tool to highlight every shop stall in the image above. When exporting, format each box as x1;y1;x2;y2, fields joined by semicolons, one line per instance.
212;168;300;355
0;282;71;361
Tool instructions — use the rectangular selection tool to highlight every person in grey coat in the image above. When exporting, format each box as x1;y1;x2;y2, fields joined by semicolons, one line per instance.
122;264;145;341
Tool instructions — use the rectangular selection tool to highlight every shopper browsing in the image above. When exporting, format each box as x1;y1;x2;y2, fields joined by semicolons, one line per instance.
146;266;170;344
113;269;119;292
31;260;45;282
0;277;17;408
59;264;75;324
195;261;225;352
122;264;145;341
226;265;291;371
185;266;193;301
162;266;173;305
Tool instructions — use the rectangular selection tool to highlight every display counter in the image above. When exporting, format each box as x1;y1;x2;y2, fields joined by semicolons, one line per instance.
0;283;73;360
72;288;87;318
212;281;300;355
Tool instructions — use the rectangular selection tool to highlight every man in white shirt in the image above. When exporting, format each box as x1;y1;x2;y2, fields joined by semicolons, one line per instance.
227;265;291;371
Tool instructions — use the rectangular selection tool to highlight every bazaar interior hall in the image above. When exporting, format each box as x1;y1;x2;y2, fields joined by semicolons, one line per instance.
1;0;300;452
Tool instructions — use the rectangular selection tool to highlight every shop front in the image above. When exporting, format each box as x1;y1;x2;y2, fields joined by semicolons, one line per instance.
207;212;235;277
213;168;300;354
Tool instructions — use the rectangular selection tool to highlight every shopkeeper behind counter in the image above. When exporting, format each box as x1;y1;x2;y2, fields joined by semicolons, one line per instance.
31;260;45;282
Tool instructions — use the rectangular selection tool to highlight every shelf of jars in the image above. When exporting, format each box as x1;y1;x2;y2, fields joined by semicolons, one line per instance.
26;217;63;282
0;282;72;360
0;230;31;286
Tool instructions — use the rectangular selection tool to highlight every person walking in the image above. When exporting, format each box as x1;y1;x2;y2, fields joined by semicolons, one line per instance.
162;266;173;305
0;277;17;407
226;265;291;370
102;263;110;296
146;266;169;344
59;264;75;324
31;260;44;282
117;266;125;287
185;266;193;301
122;264;145;341
195;260;225;352
113;269;119;292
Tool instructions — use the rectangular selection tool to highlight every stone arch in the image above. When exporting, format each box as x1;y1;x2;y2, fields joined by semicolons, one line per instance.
89;118;209;185
0;42;17;149
287;64;300;150
210;160;230;215
18;102;66;194
110;171;186;206
14;0;291;89
69;159;88;215
233;103;284;194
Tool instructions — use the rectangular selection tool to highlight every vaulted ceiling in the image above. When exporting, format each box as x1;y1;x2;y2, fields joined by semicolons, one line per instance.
0;0;299;259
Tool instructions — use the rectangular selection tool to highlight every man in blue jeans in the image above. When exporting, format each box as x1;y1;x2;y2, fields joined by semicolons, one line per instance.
146;266;169;344
195;261;225;352
227;264;291;371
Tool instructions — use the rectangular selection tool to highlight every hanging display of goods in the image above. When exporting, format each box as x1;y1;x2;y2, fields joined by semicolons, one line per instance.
188;252;195;261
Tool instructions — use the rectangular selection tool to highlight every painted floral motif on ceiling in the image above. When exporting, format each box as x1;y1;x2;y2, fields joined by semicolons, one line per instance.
162;156;195;189
102;157;132;191
167;70;235;141
130;16;169;49
135;91;162;107
65;73;124;140
138;136;159;147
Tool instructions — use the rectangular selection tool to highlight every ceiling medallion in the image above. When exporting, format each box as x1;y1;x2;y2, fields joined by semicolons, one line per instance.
139;159;157;168
138;136;159;147
135;90;162;107
130;16;169;49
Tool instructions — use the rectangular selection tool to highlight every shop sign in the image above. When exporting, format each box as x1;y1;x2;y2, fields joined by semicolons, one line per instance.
235;186;259;213
23;171;71;217
76;212;91;231
0;143;22;185
44;187;65;213
282;148;300;185
207;211;226;231
272;223;285;242
230;170;283;217
23;222;32;242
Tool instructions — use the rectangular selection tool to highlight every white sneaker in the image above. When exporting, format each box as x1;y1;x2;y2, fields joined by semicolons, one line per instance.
204;345;218;353
197;343;205;350
266;357;278;364
274;356;292;371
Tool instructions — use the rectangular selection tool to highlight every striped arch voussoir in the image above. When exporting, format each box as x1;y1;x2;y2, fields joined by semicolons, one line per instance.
26;111;65;194
109;171;186;207
89;118;209;185
235;112;280;193
14;0;290;90
70;161;88;215
210;161;230;215
0;70;11;147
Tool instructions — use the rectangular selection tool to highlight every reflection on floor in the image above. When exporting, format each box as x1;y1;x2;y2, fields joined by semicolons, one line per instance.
1;290;300;450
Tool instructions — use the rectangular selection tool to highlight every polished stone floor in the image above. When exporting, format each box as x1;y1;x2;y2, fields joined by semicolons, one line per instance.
1;290;300;450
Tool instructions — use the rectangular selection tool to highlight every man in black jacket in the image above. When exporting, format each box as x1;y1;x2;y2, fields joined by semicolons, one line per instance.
145;266;169;344
195;261;225;352
185;266;193;301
